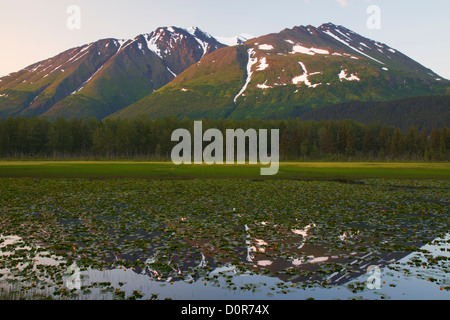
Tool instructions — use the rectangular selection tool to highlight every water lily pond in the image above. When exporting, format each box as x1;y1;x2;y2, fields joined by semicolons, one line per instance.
0;178;448;300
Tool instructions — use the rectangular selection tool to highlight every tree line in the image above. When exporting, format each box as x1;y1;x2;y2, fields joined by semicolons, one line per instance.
0;116;448;161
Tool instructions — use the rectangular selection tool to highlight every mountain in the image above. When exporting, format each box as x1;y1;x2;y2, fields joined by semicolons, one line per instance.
0;26;226;119
112;23;449;120
1;23;448;122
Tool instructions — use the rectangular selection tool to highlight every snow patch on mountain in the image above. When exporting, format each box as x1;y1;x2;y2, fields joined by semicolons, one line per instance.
338;69;360;82
214;34;254;46
194;37;210;57
234;48;258;103
138;43;145;54
79;44;92;53
359;42;370;49
322;30;384;65
258;44;274;50
145;33;164;58
71;63;107;95
184;26;214;57
27;94;39;107
332;52;359;60
66;45;94;65
48;63;65;75
115;39;128;49
256;57;269;71
186;26;212;39
335;29;352;42
292;62;322;88
289;43;329;55
167;67;177;78
256;80;273;89
30;64;42;72
142;27;202;59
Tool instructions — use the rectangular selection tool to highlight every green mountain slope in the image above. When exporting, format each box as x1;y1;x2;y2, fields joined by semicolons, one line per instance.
299;95;450;132
112;23;449;120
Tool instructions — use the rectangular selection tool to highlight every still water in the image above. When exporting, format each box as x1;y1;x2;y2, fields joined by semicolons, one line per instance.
1;233;448;300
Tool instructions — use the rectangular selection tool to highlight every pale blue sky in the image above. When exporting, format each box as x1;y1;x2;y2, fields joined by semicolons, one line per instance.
0;0;449;79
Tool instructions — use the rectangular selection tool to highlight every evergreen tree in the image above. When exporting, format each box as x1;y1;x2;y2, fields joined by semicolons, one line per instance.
405;126;418;157
345;129;355;156
439;130;447;160
391;128;403;158
337;122;348;154
0;116;447;161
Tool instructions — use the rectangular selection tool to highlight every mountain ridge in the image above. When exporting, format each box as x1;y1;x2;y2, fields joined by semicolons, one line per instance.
112;22;448;120
1;23;448;122
0;26;228;119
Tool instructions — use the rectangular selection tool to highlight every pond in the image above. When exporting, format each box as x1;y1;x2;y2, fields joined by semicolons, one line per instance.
0;178;448;300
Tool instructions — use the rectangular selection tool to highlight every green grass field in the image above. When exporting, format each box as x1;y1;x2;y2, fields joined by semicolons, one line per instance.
0;161;448;180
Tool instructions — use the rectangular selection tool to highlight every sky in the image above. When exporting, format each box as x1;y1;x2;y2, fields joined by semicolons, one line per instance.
0;0;449;79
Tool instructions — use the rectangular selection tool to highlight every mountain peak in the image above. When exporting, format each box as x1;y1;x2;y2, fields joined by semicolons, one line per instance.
319;22;345;30
187;26;200;33
185;26;212;39
214;33;255;46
